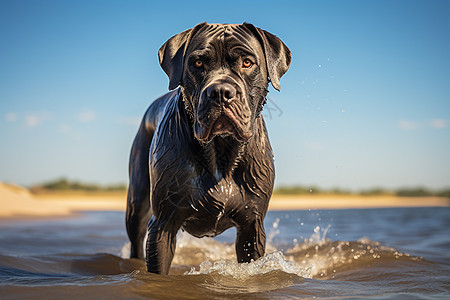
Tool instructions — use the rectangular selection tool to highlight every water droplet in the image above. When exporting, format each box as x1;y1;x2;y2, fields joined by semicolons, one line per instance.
273;218;280;229
190;203;199;211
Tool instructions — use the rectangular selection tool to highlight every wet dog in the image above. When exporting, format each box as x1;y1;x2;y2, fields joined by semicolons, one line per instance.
126;23;291;274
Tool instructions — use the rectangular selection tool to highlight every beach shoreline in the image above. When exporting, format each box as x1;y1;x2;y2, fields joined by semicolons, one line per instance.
1;182;448;220
267;194;449;210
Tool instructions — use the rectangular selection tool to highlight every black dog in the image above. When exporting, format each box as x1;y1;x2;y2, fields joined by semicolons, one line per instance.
126;23;291;274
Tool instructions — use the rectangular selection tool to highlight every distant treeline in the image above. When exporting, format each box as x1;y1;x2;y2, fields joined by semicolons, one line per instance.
31;178;127;192
31;178;450;198
274;185;450;198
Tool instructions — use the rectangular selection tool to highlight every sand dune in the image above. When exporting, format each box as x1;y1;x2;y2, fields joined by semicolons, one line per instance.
0;182;71;218
0;182;126;219
0;182;448;219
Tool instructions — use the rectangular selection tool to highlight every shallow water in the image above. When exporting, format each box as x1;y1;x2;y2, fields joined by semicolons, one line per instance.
0;207;449;299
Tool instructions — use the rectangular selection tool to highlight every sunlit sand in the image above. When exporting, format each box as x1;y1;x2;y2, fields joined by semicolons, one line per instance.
0;182;448;219
267;194;449;210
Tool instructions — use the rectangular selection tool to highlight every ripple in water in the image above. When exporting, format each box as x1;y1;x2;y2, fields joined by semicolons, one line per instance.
1;208;448;299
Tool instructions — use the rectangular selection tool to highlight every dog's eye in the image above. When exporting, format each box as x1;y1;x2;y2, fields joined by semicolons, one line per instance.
194;60;203;68
242;59;253;68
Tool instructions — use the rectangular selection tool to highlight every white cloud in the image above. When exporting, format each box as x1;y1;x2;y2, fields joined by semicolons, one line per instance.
398;120;419;130
431;119;446;129
77;110;96;122
5;112;17;122
398;119;447;131
25;115;40;127
24;112;51;127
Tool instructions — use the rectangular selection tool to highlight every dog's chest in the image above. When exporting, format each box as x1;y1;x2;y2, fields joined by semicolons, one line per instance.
182;177;243;238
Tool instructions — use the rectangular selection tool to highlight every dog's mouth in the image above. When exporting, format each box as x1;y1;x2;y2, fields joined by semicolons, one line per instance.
194;108;251;143
212;115;236;135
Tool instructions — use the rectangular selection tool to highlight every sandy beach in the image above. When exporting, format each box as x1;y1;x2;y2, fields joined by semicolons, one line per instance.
267;194;449;210
0;182;448;219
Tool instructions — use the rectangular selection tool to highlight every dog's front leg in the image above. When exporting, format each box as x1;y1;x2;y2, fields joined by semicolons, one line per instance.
235;216;266;263
145;216;180;274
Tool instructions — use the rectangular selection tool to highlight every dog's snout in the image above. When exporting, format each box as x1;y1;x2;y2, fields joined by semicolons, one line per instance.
206;83;237;104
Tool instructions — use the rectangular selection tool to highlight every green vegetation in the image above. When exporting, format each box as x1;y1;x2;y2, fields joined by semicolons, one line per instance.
274;186;353;195
30;179;450;198
395;187;433;197
31;178;127;192
436;189;450;198
274;185;450;198
359;188;393;196
395;187;450;198
274;186;318;195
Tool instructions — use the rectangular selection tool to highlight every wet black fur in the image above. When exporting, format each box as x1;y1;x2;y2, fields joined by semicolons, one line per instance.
126;23;291;274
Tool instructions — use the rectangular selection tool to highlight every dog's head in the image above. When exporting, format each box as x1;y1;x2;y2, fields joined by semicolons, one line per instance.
159;23;291;143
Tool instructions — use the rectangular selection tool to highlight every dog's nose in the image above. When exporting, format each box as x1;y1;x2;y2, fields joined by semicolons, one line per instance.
206;83;236;104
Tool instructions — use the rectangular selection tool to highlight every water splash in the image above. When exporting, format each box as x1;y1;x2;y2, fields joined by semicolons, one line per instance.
186;251;311;279
119;223;419;282
266;217;280;246
119;241;131;259
308;224;331;245
286;236;420;279
182;225;334;280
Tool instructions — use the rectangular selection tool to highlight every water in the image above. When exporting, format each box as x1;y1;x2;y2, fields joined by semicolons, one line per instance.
0;207;449;299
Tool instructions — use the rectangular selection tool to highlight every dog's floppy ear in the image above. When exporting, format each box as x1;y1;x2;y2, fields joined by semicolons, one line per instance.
243;23;291;91
158;22;207;90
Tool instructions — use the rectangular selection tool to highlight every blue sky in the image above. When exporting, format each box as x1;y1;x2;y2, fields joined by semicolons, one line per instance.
1;0;449;190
